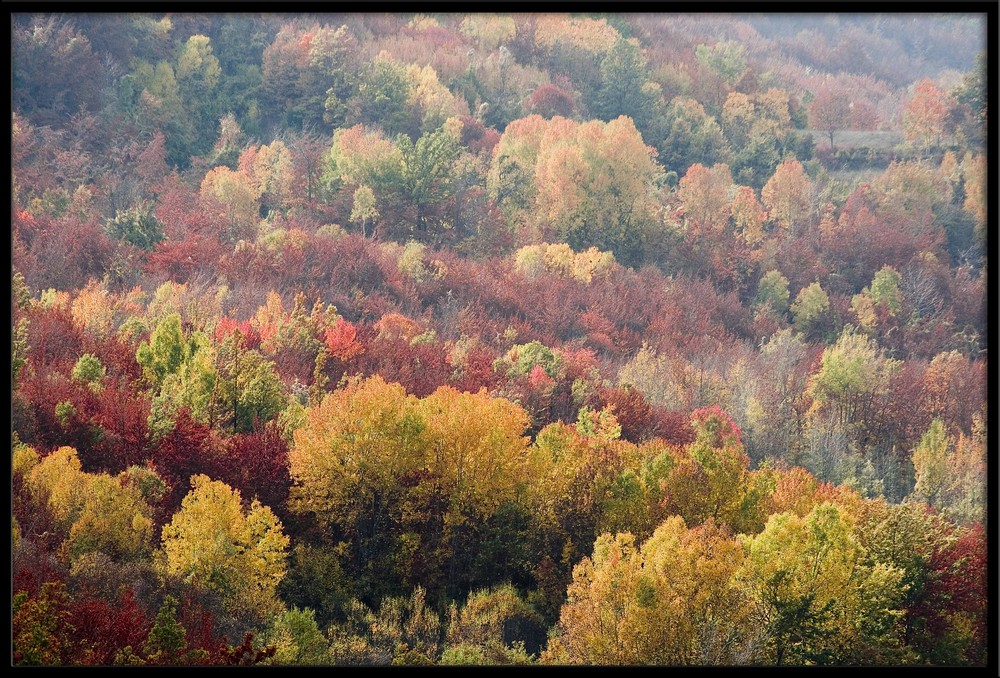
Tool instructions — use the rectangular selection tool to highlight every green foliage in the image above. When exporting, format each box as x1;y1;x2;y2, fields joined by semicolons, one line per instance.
263;607;332;665
791;282;831;340
695;40;747;86
71;354;106;388
13;582;75;665
214;333;285;433
279;543;354;629
327;587;441;665
136;313;196;387
395;125;461;236
105;203;165;251
756;270;791;315
55;401;77;428
442;584;542;664
354;53;411;137
591;37;660;133
144;595;188;664
911;419;949;508
737;503;906;665
869;266;903;314
807;329;900;430
350;185;378;236
575;406;622;441
494;341;564;380
12;317;29;385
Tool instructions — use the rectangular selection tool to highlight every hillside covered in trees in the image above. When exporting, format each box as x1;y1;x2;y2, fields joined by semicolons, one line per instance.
11;12;988;666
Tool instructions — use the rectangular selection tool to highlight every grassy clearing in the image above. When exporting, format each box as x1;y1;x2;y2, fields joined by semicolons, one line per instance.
805;129;905;151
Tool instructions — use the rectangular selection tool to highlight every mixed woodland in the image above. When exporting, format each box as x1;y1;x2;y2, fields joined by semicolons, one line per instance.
11;12;988;666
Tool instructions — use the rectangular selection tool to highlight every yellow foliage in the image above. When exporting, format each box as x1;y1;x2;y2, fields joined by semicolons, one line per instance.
25;447;155;563
161;474;289;620
534;15;619;54
71;280;115;338
513;243;615;283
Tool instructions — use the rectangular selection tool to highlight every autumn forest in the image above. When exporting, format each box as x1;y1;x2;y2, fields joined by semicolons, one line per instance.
10;12;988;666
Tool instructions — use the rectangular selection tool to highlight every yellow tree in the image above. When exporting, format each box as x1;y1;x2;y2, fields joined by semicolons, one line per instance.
543;517;750;665
903;79;952;150
199;165;260;242
730;185;767;245
761;158;812;234
287;376;428;571
420;386;531;527
737;502;905;665
678;162;734;234
961;153;986;236
161;474;289;622
238;140;295;214
22;446;156;564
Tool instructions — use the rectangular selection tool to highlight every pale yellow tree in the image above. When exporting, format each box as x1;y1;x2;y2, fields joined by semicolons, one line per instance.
761;159;811;233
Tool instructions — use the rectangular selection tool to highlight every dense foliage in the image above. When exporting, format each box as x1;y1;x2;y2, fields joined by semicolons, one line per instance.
11;12;987;666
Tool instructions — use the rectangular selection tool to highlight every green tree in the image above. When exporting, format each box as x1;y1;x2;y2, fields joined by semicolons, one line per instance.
695;40;746;86
306;25;358;129
494;340;564;380
13;582;75;665
214;332;285;433
737;503;905;665
791;282;831;341
351;185;379;237
911;419;949;510
591;37;660;133
868;266;903;315
395;125;461;236
144;595;189;664
136;313;195;387
175;35;222;155
806;329;900;431
263;607;332;665
756;270;791;316
442;584;542;665
657;97;729;176
105;202;165;251
71;354;106;388
353;53;412;137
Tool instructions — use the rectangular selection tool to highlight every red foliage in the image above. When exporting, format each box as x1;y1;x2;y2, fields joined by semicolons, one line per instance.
152;410;226;515
910;522;988;663
25;303;85;373
358;337;452;398
223;426;291;516
177;593;226;664
153;173;216;241
18;369;98;456
214;317;262;351
69;588;149;666
528;363;555;390
145;234;229;285
20;213;113;293
81;332;144;383
448;342;501;393
87;378;153;473
214;633;277;666
324;317;364;361
525;82;576;118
